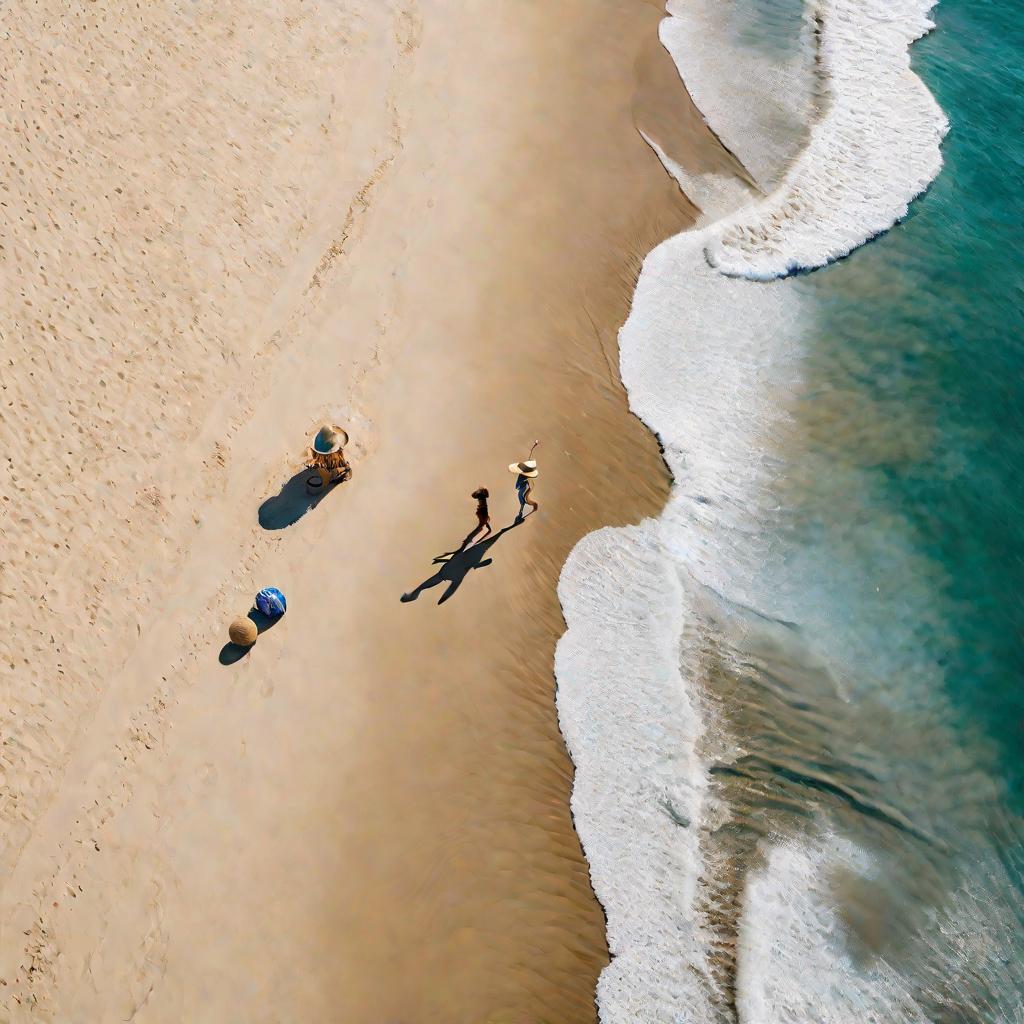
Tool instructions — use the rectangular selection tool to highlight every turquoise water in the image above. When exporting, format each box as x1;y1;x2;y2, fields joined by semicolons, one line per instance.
564;3;1024;1017
798;0;1024;801
677;0;1024;1013
752;0;1024;1013
876;0;1024;797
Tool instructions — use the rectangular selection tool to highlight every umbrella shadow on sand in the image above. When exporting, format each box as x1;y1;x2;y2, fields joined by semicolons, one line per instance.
401;520;523;606
258;470;345;531
218;607;283;665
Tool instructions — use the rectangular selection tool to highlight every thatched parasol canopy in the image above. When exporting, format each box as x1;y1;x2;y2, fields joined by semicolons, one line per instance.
310;425;351;480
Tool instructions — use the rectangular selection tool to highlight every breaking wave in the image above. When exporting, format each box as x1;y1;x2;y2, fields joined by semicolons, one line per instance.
554;0;1022;1020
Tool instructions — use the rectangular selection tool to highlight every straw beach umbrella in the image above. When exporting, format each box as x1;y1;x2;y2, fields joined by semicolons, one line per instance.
310;424;351;486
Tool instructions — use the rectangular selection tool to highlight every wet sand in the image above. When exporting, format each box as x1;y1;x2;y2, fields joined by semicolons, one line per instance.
0;0;726;1020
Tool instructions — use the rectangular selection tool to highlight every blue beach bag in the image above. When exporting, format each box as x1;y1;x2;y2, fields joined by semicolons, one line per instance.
255;587;287;617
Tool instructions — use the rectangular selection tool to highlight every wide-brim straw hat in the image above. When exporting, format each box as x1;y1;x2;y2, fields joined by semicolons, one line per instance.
508;460;539;478
313;424;349;454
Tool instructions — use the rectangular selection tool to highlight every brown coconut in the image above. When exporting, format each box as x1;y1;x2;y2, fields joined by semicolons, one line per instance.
228;617;258;647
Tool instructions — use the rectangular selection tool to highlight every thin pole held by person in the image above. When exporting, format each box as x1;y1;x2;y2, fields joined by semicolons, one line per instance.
509;439;539;522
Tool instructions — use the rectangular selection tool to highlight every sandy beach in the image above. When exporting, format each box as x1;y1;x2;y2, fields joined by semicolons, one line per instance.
0;0;730;1019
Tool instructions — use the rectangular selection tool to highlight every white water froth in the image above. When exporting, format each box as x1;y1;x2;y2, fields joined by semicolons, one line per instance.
556;524;716;1022
667;0;948;280
737;839;931;1024
555;0;948;1019
559;234;805;1021
660;0;818;193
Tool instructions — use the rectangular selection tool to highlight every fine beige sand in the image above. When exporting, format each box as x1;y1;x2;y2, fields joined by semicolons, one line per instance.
0;0;730;1020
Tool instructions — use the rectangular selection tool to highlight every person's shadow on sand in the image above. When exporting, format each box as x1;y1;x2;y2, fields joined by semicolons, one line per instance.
258;470;345;531
218;607;283;665
401;521;522;605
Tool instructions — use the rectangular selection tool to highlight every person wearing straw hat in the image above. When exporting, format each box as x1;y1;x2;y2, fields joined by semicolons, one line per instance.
310;424;351;487
509;440;539;521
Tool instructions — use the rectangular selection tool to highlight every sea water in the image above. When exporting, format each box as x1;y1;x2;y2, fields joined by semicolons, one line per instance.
557;0;1024;1020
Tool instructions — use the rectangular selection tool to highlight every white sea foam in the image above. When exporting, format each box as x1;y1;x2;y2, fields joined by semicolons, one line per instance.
558;215;808;1024
556;524;716;1022
736;838;931;1024
660;0;818;193
555;0;948;1018
702;0;948;279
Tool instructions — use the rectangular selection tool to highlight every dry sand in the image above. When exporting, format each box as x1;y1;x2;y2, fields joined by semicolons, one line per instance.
0;0;728;1020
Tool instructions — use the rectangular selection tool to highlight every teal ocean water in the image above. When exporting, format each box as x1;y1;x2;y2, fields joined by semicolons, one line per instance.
759;0;1024;1011
800;0;1024;799
556;0;1024;1019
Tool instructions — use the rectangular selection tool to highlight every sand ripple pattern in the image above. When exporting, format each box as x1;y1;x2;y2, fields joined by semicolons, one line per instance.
0;0;357;876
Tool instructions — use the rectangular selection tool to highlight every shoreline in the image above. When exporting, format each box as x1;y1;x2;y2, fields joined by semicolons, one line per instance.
0;1;730;1019
556;0;952;1019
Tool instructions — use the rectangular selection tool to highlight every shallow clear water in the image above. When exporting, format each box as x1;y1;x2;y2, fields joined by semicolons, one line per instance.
559;1;1024;1019
729;0;809;60
728;0;1024;1013
795;0;1024;800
